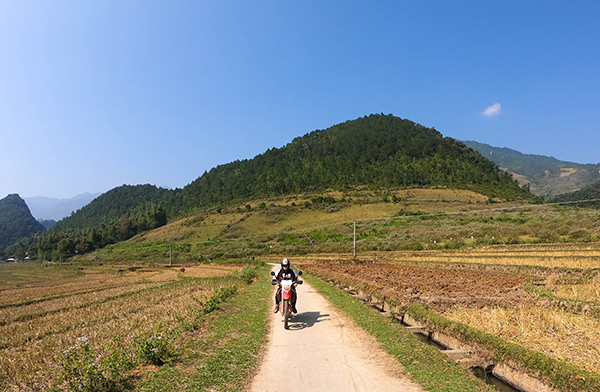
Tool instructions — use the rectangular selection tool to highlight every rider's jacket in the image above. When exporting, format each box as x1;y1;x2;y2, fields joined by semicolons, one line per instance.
275;268;298;281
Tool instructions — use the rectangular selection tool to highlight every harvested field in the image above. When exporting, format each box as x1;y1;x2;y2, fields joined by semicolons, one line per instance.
303;251;600;379
444;304;600;374
0;264;239;306
306;261;529;310
290;243;600;269
0;263;243;391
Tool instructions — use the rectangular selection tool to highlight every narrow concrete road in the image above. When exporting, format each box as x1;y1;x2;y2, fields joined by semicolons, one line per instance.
249;277;424;392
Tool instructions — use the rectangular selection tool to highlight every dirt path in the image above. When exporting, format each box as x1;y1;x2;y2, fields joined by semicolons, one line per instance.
249;278;424;392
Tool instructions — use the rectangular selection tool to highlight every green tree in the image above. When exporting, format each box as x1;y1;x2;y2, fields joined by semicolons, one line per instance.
56;237;76;262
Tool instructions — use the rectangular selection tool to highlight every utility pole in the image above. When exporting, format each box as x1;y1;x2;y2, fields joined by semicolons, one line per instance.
353;220;357;258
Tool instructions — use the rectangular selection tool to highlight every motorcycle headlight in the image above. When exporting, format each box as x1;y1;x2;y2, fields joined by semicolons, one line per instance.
283;284;291;291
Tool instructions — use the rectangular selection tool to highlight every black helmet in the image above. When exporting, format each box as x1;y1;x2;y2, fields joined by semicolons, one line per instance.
281;258;290;268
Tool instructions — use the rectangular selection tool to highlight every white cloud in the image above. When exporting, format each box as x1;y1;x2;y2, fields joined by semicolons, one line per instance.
482;103;501;117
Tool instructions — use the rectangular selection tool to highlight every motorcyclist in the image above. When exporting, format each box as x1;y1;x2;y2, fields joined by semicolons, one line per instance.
273;258;299;314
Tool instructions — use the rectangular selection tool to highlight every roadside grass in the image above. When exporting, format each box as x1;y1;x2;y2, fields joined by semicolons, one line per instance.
133;265;272;391
304;273;495;392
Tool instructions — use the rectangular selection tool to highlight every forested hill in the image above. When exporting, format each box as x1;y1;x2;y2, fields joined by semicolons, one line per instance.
52;115;536;231
2;185;170;260
50;184;171;232
0;194;45;252
180;114;532;209
552;180;600;208
7;116;535;253
4;114;537;260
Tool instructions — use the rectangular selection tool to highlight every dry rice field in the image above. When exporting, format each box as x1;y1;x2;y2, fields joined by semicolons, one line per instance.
301;242;600;375
0;263;240;391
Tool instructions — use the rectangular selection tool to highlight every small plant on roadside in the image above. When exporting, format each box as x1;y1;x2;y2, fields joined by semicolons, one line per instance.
101;336;135;383
237;266;259;284
58;337;126;392
134;327;176;366
191;285;239;317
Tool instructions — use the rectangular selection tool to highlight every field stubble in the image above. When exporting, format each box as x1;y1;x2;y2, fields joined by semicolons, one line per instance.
303;243;600;376
0;263;241;391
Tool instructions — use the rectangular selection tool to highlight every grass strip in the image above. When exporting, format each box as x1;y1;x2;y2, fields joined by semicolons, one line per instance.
407;303;600;392
304;273;495;392
134;265;272;391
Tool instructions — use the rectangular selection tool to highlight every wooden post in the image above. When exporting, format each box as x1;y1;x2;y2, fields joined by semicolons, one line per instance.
169;244;172;266
353;220;357;258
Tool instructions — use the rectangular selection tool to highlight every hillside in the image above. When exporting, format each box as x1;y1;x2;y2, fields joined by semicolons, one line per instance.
10;114;537;262
50;184;170;232
59;115;531;231
0;194;46;254
75;187;600;265
551;179;600;207
463;140;600;199
179;114;533;211
56;115;535;234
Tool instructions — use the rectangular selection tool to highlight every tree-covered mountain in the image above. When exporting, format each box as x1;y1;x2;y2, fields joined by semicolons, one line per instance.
50;184;170;232
179;114;533;211
551;180;600;208
8;114;537;261
0;194;46;255
463;140;600;199
7;185;171;261
52;115;540;230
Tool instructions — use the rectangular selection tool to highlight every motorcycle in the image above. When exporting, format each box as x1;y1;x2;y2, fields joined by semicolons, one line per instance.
271;270;303;329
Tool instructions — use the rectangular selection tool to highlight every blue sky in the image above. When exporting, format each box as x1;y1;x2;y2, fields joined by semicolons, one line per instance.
1;1;599;199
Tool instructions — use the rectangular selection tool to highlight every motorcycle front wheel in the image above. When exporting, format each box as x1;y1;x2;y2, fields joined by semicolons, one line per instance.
283;299;289;329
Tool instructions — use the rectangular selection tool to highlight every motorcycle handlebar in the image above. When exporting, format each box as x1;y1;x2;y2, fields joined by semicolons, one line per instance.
271;279;304;286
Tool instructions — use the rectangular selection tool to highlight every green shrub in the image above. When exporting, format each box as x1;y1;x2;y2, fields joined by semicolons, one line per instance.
58;337;126;392
406;241;424;251
134;329;175;366
191;285;239;316
237;266;260;284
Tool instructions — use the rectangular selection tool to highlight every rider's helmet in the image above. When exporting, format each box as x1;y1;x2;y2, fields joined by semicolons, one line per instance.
281;258;290;269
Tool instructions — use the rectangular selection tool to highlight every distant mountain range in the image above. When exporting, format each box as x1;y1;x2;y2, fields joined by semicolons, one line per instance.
25;192;101;221
463;141;600;199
